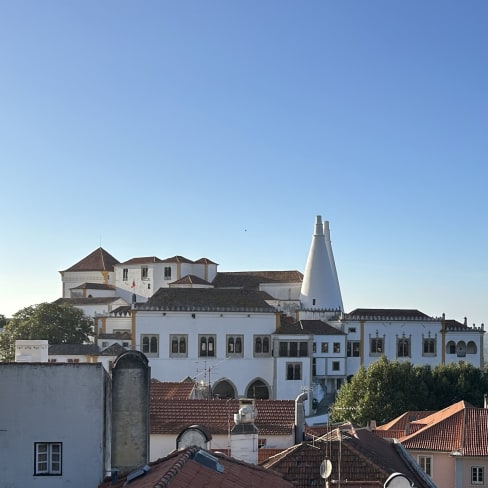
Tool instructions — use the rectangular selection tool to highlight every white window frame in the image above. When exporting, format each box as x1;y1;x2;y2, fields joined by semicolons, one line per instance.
199;335;216;357
226;335;244;357
472;466;484;485
141;334;159;357
254;335;271;357
418;455;432;476
170;334;188;358
34;442;62;476
286;362;302;380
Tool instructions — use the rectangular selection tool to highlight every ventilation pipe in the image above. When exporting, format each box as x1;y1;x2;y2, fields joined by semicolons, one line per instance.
295;392;308;444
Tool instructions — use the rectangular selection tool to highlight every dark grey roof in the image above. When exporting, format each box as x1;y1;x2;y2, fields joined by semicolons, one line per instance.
275;320;346;336
212;271;303;290
54;297;121;306
48;344;100;355
137;288;276;312
170;275;213;286
346;308;432;320
70;282;115;290
100;343;127;356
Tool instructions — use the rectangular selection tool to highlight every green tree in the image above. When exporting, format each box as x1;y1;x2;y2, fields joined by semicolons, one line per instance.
330;357;488;427
0;314;8;327
0;302;93;361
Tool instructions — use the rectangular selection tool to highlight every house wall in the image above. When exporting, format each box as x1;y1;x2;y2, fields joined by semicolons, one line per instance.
0;363;109;488
61;270;114;298
134;310;276;395
150;432;294;462
458;457;488;488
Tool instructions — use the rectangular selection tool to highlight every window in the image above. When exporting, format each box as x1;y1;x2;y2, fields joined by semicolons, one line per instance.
418;456;432;476
254;335;271;356
347;341;360;357
313;342;317;353
141;334;159;357
370;337;384;355
447;341;456;354
164;266;171;280
286;362;302;380
34;442;62;475
279;341;308;357
423;338;436;356
170;335;187;357
397;338;410;358
472;466;484;484
332;361;340;371
102;342;109;348
333;342;341;353
321;342;328;353
122;268;128;281
199;335;216;357
348;327;356;333
312;357;316;376
67;358;80;363
141;266;149;280
48;359;57;363
227;335;243;357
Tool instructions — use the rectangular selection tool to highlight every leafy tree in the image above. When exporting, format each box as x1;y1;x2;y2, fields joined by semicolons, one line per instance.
0;314;7;327
330;357;488;426
0;302;93;361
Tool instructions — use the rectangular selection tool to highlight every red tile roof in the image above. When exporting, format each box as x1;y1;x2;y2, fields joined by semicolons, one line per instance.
99;447;294;488
62;247;120;272
375;400;488;456
150;399;295;436
151;379;197;400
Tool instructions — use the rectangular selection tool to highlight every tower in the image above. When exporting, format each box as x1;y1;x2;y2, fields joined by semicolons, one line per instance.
299;215;343;311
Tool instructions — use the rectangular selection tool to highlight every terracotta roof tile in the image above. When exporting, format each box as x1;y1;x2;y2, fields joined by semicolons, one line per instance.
99;447;294;488
194;258;218;265
150;399;295;436
151;379;196;400
120;256;164;265
62;247;119;272
160;255;194;264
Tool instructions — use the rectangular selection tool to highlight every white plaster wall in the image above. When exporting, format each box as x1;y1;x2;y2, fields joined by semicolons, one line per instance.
150;432;294;462
445;331;483;368
135;311;276;394
260;283;302;301
62;271;112;298
0;363;109;488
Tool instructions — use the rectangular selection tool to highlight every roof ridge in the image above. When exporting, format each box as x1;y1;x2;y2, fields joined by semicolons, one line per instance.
153;447;199;488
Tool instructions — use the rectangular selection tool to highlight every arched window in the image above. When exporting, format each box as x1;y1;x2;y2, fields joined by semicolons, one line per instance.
446;341;456;354
246;379;270;399
213;379;236;399
467;341;477;354
456;341;466;357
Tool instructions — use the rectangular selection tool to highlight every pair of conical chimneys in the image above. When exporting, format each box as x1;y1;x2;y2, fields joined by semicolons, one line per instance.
300;215;343;311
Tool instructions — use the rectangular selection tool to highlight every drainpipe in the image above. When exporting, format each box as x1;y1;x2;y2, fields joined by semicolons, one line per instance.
295;392;308;444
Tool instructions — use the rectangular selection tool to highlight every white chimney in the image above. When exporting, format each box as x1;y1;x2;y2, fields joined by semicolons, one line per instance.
231;399;259;464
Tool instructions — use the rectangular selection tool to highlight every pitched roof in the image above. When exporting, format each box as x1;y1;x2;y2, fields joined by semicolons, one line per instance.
275;320;346;336
160;255;194;264
169;275;213;286
137;288;276;312
346;308;432;320
54;297;122;306
120;256;164;265
151;378;197;400
375;400;488;456
100;343;127;356
62;247;120;272
194;258;218;265
150;399;295;436
212;271;303;289
98;447;293;488
48;343;100;355
263;427;433;488
70;282;115;290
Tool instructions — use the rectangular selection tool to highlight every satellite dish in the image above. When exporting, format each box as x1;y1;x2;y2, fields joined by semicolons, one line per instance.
384;472;413;488
320;459;332;479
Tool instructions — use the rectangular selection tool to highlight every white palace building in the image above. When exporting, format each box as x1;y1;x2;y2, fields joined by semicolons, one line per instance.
57;215;485;413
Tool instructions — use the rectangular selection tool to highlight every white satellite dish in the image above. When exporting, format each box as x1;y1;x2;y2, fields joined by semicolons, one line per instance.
384;472;412;488
320;459;332;479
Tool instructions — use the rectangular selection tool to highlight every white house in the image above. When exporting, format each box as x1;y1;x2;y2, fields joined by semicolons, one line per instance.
54;215;484;414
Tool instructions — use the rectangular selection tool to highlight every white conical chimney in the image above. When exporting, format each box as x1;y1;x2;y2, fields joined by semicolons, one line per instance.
299;215;343;311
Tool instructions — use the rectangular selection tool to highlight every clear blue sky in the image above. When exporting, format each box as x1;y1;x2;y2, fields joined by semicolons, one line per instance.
1;1;487;327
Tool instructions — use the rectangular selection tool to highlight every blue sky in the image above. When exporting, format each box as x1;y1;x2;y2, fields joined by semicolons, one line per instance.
1;1;487;327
